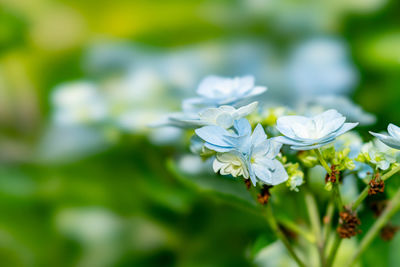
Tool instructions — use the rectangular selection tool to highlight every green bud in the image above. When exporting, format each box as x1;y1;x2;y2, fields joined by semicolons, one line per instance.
345;159;356;170
355;153;366;163
325;182;333;191
322;146;335;161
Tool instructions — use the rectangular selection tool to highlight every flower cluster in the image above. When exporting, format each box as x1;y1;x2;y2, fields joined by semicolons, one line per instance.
165;74;400;194
162;74;400;266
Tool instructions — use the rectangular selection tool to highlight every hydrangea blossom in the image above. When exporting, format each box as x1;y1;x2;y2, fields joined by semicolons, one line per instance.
168;102;258;129
51;82;108;126
274;109;358;150
357;141;398;172
370;124;400;150
195;118;288;186
183;75;267;112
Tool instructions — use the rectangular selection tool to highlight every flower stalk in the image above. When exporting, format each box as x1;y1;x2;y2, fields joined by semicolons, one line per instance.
346;187;400;267
352;164;400;210
264;205;307;267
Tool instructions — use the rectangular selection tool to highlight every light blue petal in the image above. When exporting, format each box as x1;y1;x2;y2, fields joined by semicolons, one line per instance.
246;158;257;186
330;122;359;138
204;143;234;152
269;160;289;185
252;163;272;184
235;102;258;117
251;124;267;146
388;124;400;139
272;136;304;146
370;132;400;150
266;140;283;158
195;126;232;147
290;139;336;150
234;118;252;136
276;116;310;139
313;109;343;122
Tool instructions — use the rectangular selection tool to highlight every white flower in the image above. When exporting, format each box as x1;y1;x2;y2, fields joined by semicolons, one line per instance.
213;152;249;178
168;102;258;129
183;75;267;112
51;82;107;126
274;109;358;150
370;124;400;150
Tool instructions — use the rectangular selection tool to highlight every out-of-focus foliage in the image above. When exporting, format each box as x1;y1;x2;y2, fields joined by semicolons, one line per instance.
1;0;400;266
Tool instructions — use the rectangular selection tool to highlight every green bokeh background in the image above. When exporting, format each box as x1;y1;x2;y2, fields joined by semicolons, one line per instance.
0;0;400;266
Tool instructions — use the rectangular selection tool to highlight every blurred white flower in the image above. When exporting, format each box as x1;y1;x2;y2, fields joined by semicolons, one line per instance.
37;125;110;163
56;208;121;246
335;132;364;158
287;38;358;97
183;75;267;112
51;82;107;126
178;154;212;175
299;95;376;125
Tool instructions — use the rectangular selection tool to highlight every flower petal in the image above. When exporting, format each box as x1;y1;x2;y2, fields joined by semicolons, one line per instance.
234;118;252;136
195;126;232;147
234;102;258;118
388;124;400;139
370;132;400;150
269;160;289;185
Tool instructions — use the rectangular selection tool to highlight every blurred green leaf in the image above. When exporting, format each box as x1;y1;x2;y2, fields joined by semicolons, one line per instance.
166;158;257;208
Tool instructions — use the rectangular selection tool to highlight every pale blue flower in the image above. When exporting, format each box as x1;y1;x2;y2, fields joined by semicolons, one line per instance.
370;124;400;150
168;102;258;129
274;109;358;150
183;75;267;112
195;118;288;186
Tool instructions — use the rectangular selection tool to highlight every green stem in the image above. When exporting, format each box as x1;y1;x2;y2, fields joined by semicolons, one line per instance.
322;198;335;250
332;184;344;211
277;217;316;244
352;164;400;211
305;191;325;266
315;149;332;175
326;235;342;267
264;205;307;267
346;187;400;267
352;187;368;211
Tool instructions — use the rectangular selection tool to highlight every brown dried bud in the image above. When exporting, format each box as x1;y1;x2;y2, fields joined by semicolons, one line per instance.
244;179;252;190
257;185;272;205
325;165;340;184
337;209;362;238
380;224;399;241
368;173;385;195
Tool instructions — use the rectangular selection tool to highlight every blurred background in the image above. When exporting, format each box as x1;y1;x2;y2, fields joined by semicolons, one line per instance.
1;0;400;266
